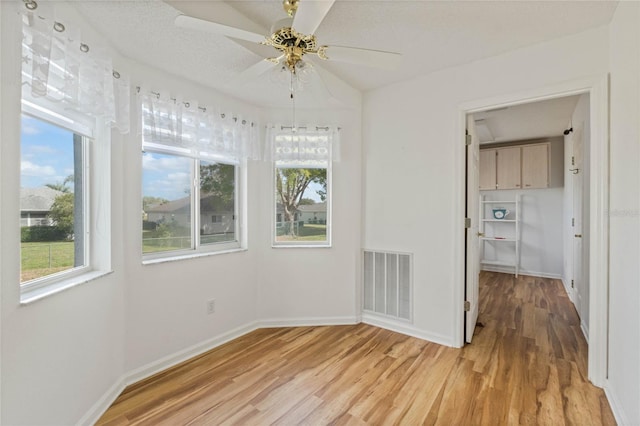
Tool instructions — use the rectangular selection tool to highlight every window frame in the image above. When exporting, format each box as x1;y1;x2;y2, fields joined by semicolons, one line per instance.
271;160;332;248
19;104;112;304
141;148;243;262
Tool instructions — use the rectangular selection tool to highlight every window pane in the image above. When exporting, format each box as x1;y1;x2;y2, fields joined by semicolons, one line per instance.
142;152;192;253
199;161;236;245
20;115;86;283
275;167;327;243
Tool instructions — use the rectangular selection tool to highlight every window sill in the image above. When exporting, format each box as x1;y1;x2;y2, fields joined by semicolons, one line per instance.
20;270;114;305
142;247;248;265
271;244;332;249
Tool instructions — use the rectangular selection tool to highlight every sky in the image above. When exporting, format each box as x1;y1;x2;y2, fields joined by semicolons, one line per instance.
20;115;75;189
22;114;325;203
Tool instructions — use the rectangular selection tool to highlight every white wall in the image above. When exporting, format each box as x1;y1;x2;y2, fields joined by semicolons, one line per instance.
605;2;640;424
481;188;564;278
256;102;362;325
120;60;264;374
0;3;126;425
362;26;608;346
1;2;363;423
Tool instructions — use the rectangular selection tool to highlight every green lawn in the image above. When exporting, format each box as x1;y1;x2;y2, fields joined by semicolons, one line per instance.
142;233;236;253
276;224;327;242
21;241;74;282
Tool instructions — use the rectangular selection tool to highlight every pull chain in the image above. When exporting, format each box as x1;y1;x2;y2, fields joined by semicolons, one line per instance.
290;70;296;132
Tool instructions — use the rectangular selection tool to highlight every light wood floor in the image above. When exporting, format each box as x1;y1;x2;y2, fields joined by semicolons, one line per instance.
97;272;615;425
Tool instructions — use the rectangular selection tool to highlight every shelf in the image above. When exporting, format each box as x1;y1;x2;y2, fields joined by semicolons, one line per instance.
481;201;517;204
481;260;517;267
480;237;516;242
482;219;516;222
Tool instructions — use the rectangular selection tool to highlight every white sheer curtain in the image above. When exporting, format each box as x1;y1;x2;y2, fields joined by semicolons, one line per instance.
139;91;260;163
265;125;340;167
20;5;130;133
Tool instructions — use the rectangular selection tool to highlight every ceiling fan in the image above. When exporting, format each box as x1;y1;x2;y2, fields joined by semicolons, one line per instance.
168;0;402;89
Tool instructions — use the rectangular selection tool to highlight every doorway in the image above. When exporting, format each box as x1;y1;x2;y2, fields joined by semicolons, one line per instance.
456;76;610;386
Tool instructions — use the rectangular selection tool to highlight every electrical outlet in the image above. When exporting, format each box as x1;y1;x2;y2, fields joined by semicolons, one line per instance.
206;299;215;314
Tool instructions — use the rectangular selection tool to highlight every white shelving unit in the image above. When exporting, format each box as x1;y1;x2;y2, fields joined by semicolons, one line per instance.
479;194;520;277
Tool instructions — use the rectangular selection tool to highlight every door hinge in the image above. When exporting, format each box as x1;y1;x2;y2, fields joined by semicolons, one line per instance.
465;134;472;145
465;217;471;228
571;279;574;289
572;217;575;227
464;300;471;311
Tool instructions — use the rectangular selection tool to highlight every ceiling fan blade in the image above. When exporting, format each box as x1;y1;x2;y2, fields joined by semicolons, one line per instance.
292;0;336;35
175;15;266;44
305;57;349;106
322;45;402;70
165;1;267;35
230;57;282;86
229;38;277;59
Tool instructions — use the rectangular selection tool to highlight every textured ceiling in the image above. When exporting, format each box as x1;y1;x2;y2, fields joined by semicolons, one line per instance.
71;1;618;108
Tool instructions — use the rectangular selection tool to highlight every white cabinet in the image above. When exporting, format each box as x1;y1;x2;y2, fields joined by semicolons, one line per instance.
479;149;496;190
522;143;549;188
480;142;550;190
479;194;520;277
496;146;522;190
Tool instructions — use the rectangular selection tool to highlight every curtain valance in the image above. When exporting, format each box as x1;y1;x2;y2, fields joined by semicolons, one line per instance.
20;5;130;133
265;125;340;167
138;91;260;163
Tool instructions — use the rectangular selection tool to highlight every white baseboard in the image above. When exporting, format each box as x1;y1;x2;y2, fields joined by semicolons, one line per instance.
561;277;575;301
79;321;259;426
125;321;260;386
604;381;631;426
481;265;562;279
580;321;589;343
79;316;358;425
76;377;126;426
258;316;359;328
362;313;455;348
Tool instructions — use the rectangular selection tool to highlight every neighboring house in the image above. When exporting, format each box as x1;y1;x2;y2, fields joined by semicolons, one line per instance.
275;203;300;224
146;193;235;235
298;202;327;224
19;187;63;227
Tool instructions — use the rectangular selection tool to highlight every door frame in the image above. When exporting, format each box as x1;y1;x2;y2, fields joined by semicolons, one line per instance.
453;75;609;387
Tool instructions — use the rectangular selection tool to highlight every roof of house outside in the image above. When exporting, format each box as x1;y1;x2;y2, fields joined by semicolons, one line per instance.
297;202;327;213
147;193;233;214
20;187;64;212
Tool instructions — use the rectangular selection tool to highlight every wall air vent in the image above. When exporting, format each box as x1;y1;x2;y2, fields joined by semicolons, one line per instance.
363;250;412;321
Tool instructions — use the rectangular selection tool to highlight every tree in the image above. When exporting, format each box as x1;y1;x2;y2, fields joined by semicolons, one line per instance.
298;198;316;206
49;192;74;237
276;168;326;235
46;174;73;193
143;196;168;212
200;163;235;204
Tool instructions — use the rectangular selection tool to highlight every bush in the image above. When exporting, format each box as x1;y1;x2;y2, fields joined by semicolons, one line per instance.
21;226;68;242
143;220;158;231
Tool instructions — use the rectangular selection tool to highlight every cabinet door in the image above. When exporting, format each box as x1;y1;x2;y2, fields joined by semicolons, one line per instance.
496;146;521;189
522;143;549;188
479;149;496;190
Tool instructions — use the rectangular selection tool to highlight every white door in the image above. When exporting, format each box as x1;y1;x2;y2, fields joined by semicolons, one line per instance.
572;124;589;328
465;115;481;343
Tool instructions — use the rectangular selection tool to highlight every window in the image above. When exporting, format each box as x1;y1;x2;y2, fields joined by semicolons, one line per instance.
142;152;239;258
138;90;256;260
20;114;89;285
266;125;338;247
274;167;329;245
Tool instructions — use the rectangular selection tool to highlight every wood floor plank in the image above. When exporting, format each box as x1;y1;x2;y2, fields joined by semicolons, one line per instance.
96;272;615;426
